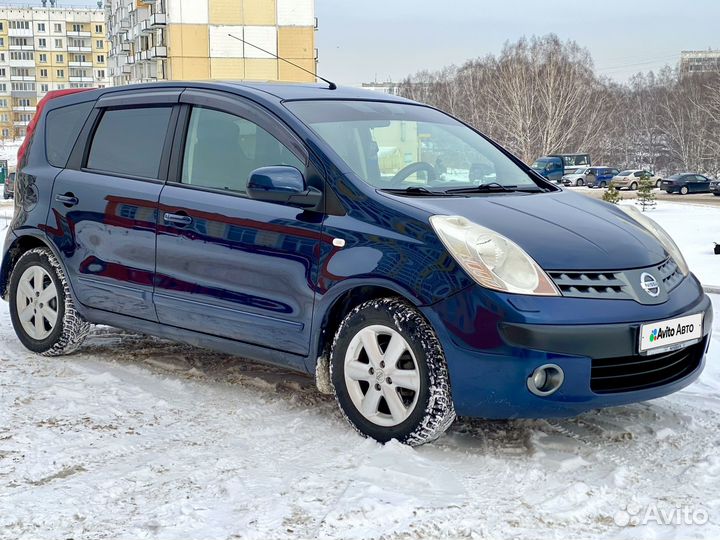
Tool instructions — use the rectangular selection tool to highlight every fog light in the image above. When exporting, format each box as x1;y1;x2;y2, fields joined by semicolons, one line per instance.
527;364;564;396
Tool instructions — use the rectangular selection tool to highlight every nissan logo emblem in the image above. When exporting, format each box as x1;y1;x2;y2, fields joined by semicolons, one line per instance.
640;272;660;297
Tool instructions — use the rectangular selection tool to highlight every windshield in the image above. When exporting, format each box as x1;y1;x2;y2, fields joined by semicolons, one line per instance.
531;159;551;170
286;100;540;190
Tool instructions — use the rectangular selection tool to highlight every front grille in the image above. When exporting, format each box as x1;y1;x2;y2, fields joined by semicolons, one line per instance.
548;270;630;299
549;258;683;301
656;258;683;290
590;339;705;393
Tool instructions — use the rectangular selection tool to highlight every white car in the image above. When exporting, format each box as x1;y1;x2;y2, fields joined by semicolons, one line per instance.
609;169;663;190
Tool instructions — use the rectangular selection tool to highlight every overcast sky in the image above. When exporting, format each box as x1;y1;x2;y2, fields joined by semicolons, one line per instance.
315;0;719;85
22;0;719;85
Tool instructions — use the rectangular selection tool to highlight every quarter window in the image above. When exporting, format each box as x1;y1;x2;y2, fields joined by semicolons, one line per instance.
87;106;172;178
180;107;303;193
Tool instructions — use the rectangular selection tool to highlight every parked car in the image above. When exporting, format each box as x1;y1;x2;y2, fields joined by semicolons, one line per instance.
610;169;662;190
0;83;712;446
2;170;13;199
711;179;720;196
661;173;712;195
531;153;591;183
563;166;619;188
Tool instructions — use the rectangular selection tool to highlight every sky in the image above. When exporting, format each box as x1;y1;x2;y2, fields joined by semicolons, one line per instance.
16;0;719;85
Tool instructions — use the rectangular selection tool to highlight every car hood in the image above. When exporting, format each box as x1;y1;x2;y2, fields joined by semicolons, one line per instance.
389;190;668;270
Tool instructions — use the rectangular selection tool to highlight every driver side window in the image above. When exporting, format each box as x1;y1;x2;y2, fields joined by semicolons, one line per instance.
181;106;304;194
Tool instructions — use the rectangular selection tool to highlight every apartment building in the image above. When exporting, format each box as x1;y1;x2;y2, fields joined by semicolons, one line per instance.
106;0;316;85
680;49;720;76
0;6;111;140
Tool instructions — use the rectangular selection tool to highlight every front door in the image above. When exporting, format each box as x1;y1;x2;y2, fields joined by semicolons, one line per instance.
154;91;324;357
46;99;178;320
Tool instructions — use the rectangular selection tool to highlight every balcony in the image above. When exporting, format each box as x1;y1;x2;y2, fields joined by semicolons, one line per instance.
120;42;131;52
8;28;33;38
68;46;92;53
148;46;167;58
9;59;35;68
9;45;34;51
69;76;94;83
10;76;35;82
13;106;36;112
121;64;132;74
150;14;167;27
67;31;92;38
69;61;92;67
14;120;30;126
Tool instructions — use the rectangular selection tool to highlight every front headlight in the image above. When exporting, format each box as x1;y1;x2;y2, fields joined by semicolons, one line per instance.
430;215;560;296
619;206;689;276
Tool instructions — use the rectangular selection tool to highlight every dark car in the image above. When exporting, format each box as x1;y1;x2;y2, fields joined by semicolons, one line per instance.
709;178;719;196
662;173;712;195
2;171;13;199
0;83;712;446
582;167;619;188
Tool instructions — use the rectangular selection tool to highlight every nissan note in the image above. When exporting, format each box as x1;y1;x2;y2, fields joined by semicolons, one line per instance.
0;83;713;446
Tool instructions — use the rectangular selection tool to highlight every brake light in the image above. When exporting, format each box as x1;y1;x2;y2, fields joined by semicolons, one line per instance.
17;88;94;169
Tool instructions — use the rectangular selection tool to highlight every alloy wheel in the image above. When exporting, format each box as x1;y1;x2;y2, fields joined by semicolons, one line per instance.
343;325;420;427
15;265;59;340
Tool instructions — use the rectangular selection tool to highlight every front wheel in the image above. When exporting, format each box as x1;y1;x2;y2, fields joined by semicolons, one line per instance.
630;182;638;190
680;186;689;195
576;179;584;187
330;298;455;445
9;247;90;356
600;181;607;188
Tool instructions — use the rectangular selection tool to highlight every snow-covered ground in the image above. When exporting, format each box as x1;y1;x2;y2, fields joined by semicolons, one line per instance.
0;140;22;170
1;198;719;539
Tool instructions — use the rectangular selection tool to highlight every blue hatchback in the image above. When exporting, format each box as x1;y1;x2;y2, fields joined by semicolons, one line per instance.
0;83;713;445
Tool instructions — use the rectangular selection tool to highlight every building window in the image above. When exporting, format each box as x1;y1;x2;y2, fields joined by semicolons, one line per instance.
0;69;5;77
97;54;105;63
0;53;4;62
39;53;47;63
54;23;62;33
2;129;8;138
0;99;6;108
38;38;46;48
10;52;34;61
95;24;103;34
72;24;82;33
55;39;63;48
41;84;49;93
56;69;65;78
56;54;64;63
11;82;35;92
0;23;4;32
40;68;48;77
97;69;105;78
96;40;103;49
0;84;6;92
9;21;30;30
10;37;31;47
37;23;46;32
0;38;4;48
0;114;8;123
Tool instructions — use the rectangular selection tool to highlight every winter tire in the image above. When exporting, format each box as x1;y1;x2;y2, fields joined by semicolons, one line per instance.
600;181;607;188
630;182;638;190
680;186;689;195
576;179;584;186
656;179;662;188
9;247;90;356
330;297;455;446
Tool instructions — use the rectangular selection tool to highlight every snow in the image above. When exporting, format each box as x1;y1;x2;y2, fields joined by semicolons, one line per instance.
0;140;22;170
1;200;720;539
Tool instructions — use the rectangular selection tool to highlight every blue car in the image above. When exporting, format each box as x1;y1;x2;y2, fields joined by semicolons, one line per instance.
0;83;713;446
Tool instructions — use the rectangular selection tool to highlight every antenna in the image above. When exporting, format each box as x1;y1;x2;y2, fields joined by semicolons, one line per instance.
227;33;336;90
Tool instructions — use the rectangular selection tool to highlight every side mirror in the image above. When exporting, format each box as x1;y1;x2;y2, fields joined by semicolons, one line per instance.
247;166;322;209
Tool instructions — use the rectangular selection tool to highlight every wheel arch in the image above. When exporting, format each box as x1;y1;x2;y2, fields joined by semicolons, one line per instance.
309;280;424;377
1;232;66;300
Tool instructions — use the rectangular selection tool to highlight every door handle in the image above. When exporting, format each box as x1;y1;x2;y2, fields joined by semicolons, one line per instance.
55;193;79;207
163;212;193;226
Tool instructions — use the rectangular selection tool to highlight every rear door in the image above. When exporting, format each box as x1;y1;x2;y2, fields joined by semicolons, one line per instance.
154;90;324;358
46;89;180;320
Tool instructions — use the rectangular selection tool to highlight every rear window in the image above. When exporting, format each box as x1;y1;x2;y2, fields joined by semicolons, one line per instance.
617;170;633;176
45;101;94;168
86;106;172;178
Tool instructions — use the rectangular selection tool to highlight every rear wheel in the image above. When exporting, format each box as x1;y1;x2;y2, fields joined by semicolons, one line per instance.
330;297;455;446
9;247;90;356
599;181;607;188
576;178;584;186
656;178;662;188
630;182;638;190
680;186;689;195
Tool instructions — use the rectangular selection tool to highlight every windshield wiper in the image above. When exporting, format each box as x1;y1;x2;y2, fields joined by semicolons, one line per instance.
444;182;545;194
380;186;446;196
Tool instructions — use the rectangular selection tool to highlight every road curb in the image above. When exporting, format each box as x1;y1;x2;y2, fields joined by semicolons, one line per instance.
704;285;720;295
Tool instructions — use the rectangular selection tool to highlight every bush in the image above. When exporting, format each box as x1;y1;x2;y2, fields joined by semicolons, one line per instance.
602;184;622;204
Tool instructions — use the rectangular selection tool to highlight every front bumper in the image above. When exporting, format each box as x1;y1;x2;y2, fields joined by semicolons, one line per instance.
421;274;712;419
